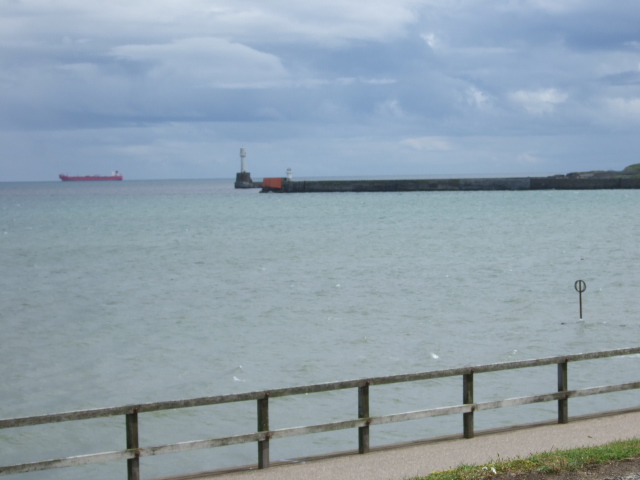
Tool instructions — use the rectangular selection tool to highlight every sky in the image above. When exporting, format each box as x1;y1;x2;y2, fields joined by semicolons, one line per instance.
1;0;640;181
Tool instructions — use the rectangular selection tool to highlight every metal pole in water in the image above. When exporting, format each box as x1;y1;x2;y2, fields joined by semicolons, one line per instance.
574;280;586;319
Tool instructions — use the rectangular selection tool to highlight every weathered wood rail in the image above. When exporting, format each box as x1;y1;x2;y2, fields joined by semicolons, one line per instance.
1;347;639;479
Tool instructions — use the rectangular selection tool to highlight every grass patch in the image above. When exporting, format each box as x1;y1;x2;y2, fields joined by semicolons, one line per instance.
417;438;640;480
622;163;640;176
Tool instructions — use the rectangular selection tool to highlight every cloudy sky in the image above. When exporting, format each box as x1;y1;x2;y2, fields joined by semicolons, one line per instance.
2;0;639;181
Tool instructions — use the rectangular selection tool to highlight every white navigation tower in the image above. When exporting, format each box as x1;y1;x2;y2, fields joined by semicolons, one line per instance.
240;147;247;173
234;147;255;189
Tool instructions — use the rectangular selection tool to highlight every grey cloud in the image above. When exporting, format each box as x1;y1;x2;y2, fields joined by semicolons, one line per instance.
1;0;639;180
600;71;640;86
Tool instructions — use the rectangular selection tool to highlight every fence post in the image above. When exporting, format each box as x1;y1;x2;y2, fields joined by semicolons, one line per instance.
463;371;474;438
257;394;270;469
358;382;370;453
126;408;140;480
558;360;569;424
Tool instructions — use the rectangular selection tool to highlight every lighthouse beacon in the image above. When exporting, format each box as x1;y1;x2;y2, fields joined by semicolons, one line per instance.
234;147;255;188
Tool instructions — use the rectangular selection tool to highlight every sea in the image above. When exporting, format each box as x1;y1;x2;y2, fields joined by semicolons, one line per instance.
1;178;639;480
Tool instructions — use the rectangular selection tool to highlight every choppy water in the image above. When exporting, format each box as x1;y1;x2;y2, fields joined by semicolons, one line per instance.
1;180;639;479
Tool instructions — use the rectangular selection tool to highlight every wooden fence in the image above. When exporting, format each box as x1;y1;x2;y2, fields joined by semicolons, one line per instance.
1;346;639;479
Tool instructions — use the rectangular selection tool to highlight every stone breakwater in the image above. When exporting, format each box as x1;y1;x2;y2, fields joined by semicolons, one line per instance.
261;176;640;193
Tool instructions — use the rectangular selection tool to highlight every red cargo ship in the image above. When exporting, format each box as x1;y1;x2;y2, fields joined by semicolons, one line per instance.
59;171;123;181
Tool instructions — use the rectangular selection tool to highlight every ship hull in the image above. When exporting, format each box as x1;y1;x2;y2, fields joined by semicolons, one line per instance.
59;174;123;181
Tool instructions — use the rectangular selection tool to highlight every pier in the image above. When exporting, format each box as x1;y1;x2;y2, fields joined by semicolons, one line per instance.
260;176;640;193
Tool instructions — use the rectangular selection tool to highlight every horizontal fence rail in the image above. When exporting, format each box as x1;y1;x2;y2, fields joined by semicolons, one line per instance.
1;347;639;478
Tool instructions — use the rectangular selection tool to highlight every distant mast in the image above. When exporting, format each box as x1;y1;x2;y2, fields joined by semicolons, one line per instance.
234;147;256;189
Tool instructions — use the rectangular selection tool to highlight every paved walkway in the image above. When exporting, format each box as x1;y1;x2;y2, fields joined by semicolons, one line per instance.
169;410;640;480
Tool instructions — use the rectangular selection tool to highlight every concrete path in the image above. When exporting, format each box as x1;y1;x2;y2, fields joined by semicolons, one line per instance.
169;410;640;480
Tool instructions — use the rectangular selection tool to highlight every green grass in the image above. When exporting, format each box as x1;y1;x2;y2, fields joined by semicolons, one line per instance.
416;438;640;480
621;163;640;176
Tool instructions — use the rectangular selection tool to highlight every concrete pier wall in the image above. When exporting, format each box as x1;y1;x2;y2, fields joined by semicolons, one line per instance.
529;177;640;190
260;176;640;193
234;172;262;189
